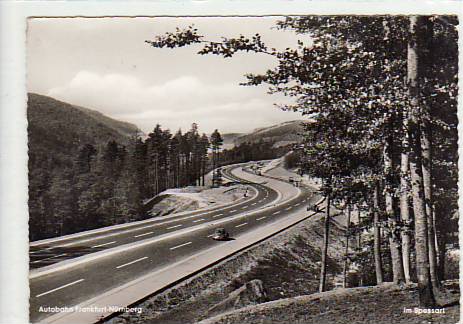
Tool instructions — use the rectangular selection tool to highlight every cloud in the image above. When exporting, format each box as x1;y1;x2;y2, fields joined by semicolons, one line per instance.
48;71;301;134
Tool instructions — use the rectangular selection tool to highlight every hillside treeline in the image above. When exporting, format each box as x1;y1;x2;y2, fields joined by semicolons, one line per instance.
29;123;213;241
218;140;289;166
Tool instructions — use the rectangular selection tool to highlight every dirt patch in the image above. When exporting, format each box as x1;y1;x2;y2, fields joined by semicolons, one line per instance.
199;282;460;324
147;185;249;217
106;213;346;324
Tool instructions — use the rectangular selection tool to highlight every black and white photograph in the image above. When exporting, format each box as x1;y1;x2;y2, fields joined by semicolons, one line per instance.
13;9;463;324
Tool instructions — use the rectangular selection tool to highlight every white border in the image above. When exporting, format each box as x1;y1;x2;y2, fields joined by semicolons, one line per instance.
0;1;461;323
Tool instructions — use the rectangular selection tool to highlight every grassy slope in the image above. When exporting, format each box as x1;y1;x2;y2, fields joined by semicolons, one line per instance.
200;283;460;324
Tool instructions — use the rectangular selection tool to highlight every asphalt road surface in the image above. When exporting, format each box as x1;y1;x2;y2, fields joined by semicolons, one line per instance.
29;163;319;322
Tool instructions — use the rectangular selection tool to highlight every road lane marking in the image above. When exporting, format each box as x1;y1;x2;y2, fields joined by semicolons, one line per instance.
212;213;223;218
235;223;248;228
116;256;148;269
286;207;292;211
36;279;84;298
295;203;300;206
251;203;257;206
192;218;205;223
170;241;193;250
91;241;116;248
166;224;182;230
229;209;238;213
134;232;154;238
273;211;281;215
241;206;248;209
256;216;266;221
31;253;67;264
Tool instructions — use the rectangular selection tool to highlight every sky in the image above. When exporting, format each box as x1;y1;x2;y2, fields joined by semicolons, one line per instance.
27;17;307;135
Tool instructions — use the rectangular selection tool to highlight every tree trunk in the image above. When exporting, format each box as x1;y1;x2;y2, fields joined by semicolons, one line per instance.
212;148;216;186
176;155;180;187
436;231;446;281
400;118;412;283
421;120;439;289
319;190;331;293
384;136;405;284
407;15;436;307
154;154;159;195
373;181;384;284
357;207;361;251
342;203;351;288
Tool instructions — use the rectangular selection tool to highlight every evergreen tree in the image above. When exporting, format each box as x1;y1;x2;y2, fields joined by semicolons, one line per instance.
210;129;223;186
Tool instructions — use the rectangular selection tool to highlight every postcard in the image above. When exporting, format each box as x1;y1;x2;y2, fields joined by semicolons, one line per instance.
0;2;460;324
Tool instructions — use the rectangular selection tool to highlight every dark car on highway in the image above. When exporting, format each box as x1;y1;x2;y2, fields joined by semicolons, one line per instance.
212;228;230;241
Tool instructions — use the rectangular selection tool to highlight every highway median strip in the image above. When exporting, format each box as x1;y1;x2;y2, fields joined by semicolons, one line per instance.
31;253;67;264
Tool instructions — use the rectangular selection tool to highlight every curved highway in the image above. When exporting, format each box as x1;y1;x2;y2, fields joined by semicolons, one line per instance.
29;166;275;269
29;162;318;323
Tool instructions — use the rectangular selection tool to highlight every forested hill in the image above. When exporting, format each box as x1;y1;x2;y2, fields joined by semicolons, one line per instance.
233;120;306;147
27;93;141;240
27;93;140;151
28;92;140;177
